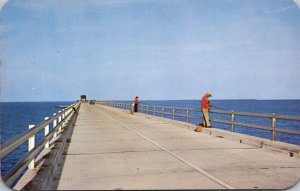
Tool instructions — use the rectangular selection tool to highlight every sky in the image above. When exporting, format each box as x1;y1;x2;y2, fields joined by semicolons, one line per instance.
0;0;300;101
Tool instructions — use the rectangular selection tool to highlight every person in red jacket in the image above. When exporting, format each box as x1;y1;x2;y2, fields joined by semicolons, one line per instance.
134;96;139;112
202;92;212;127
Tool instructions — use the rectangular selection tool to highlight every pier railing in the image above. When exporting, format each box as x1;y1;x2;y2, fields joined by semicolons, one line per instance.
99;102;300;143
0;102;81;187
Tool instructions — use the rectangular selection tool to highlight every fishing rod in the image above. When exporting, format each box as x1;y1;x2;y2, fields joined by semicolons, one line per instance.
211;105;227;111
198;100;228;111
139;100;228;111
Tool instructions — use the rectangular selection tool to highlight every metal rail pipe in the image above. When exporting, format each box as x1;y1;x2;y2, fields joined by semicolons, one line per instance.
210;118;300;135
210;109;300;121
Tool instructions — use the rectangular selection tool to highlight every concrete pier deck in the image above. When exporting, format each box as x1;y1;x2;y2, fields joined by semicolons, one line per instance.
57;103;300;190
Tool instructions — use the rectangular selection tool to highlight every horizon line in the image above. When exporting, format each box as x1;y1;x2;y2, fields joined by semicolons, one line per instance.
1;98;300;103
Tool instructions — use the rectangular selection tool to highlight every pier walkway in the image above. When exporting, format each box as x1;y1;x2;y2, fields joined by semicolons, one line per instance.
56;103;300;190
57;104;300;190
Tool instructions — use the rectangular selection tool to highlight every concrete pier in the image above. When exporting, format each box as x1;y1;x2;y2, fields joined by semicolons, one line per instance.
56;103;300;190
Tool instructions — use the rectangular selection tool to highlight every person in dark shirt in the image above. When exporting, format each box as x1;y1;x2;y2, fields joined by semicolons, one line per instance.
134;96;139;112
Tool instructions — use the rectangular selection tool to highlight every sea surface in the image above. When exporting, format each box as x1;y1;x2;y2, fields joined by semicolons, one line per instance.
1;100;300;177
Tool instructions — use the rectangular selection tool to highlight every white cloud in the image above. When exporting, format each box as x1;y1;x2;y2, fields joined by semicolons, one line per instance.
293;0;300;9
0;0;9;11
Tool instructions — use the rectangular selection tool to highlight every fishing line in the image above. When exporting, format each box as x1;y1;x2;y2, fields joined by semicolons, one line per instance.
211;105;228;111
198;100;228;111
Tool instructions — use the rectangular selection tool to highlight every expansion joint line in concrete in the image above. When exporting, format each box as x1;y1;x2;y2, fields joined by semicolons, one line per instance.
98;106;235;189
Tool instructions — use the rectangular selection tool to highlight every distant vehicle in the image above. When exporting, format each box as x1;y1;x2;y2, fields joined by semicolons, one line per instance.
80;95;88;103
89;100;96;105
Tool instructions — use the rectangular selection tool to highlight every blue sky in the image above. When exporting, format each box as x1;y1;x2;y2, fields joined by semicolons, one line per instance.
1;0;300;101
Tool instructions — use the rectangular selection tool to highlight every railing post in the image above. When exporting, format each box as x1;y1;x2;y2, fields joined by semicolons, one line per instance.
147;105;149;115
154;106;156;116
53;113;57;137
28;124;35;169
230;110;235;132
186;109;189;123
44;117;50;149
58;111;62;131
172;107;175;120
272;113;277;141
162;107;164;118
62;109;65;120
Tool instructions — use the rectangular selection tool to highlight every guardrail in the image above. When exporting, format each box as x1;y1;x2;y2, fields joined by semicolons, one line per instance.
0;102;81;187
99;102;300;144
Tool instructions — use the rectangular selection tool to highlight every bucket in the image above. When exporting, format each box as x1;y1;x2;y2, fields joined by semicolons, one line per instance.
194;125;203;132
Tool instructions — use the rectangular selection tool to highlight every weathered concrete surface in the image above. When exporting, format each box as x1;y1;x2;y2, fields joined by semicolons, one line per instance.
57;103;300;190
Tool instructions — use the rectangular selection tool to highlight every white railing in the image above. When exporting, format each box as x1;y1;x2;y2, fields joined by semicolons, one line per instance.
99;101;300;143
0;102;81;187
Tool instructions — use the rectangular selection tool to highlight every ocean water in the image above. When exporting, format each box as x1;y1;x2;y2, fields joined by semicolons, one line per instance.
1;100;300;178
0;101;74;176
